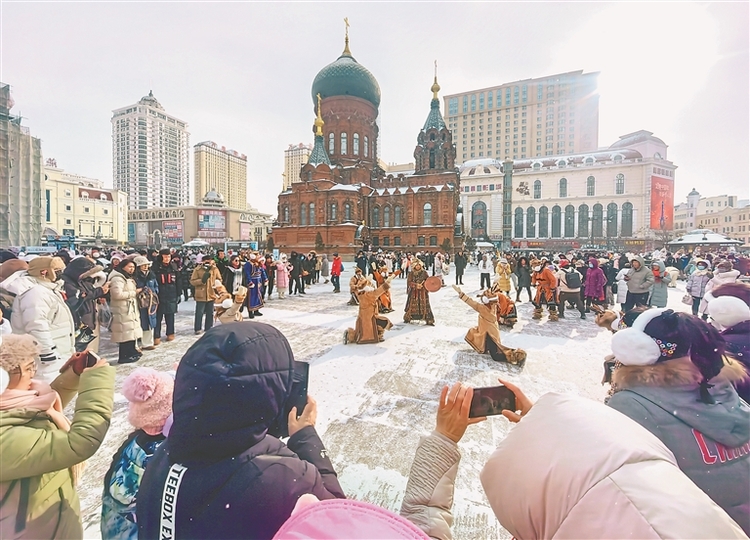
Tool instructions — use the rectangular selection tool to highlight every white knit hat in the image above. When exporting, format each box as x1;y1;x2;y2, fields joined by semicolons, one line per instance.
707;296;750;329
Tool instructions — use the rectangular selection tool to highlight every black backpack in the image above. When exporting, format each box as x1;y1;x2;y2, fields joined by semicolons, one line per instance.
563;269;582;289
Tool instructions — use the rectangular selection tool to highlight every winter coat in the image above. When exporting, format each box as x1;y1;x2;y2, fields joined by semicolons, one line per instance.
275;262;289;288
625;256;655;294
189;265;222;302
700;268;741;313
686;269;711;298
60;258;107;331
137;323;346;540
494;262;512;292
350;283;392;344
615;268;629;303
454;254;467;274
135;270;159;331
152;260;181;314
108;270;143;343
556;268;582;293
289;256;303;278
481;392;746;539
648;260;672;308
399;432;460;540
222;264;245;295
513;263;532;288
320;256;330;278
0;366;116;540
5;273;75;367
722;321;750;403
457;292;504;355
608;358;750;534
331;257;343;277
355;255;368;274
583;259;606;300
101;431;165;540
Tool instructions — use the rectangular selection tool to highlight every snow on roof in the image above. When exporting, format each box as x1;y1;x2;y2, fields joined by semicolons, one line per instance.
329;184;361;192
668;229;743;246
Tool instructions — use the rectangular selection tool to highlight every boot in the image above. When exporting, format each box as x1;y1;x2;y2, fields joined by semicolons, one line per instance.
532;308;543;320
153;338;161;346
167;334;175;341
549;309;559;322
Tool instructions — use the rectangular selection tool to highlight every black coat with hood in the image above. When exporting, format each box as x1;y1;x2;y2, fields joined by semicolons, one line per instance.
136;323;345;540
60;257;107;329
152;258;182;314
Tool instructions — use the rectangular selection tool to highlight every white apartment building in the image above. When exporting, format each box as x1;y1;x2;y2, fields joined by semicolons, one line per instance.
444;70;599;164
112;91;190;210
460;130;676;250
283;143;312;190
44;163;128;245
194;141;247;211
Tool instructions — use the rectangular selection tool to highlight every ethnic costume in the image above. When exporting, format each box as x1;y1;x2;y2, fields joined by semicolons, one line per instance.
373;264;394;313
243;257;268;316
453;285;527;365
345;280;393;344
403;261;434;325
490;281;518;328
348;269;367;306
531;260;559;321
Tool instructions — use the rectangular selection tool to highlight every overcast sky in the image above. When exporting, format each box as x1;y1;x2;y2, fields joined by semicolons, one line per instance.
3;2;748;215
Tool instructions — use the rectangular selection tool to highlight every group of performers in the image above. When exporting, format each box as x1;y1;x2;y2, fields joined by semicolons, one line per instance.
344;256;527;367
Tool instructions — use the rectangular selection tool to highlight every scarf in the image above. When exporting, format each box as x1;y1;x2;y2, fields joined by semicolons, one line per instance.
228;267;243;293
0;380;84;485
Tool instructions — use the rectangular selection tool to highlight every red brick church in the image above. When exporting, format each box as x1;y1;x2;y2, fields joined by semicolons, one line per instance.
271;33;463;256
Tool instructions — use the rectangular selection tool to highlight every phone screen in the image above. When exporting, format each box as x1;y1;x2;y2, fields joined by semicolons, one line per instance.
469;385;516;418
267;361;309;439
86;350;100;368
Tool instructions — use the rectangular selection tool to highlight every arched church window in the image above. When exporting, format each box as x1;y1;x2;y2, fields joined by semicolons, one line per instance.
353;133;359;156
328;133;334;155
364;136;369;157
341;133;347;155
423;203;432;225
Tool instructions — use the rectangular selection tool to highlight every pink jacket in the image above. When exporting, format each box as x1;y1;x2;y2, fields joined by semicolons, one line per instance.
480;393;745;539
275;261;289;288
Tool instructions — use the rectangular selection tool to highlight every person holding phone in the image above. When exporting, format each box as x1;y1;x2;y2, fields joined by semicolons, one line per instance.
0;336;115;539
136;322;345;540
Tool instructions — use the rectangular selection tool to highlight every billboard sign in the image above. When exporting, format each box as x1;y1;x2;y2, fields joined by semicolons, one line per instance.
197;210;226;238
240;222;252;241
136;222;149;245
162;220;184;244
650;176;674;230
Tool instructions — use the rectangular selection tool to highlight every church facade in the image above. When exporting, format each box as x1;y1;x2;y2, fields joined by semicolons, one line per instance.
271;34;462;256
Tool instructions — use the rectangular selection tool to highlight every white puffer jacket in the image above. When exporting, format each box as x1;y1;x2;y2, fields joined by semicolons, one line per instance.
3;271;75;377
108;270;142;344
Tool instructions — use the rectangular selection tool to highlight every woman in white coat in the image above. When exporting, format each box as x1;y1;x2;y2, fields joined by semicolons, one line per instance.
108;258;142;364
615;262;630;306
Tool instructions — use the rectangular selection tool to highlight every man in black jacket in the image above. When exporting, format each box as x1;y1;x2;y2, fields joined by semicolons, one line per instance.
137;323;345;539
152;249;182;344
289;251;304;295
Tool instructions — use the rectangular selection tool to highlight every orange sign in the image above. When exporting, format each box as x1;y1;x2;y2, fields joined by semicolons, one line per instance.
650;176;674;230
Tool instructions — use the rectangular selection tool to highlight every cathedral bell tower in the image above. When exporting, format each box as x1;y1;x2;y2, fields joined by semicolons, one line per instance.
414;67;456;174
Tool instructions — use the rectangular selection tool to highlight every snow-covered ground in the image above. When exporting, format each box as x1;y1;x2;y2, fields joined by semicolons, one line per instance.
80;265;693;539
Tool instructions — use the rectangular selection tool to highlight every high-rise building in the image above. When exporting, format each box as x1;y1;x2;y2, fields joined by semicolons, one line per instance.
283;143;312;190
194;141;247;211
0;83;44;246
112;91;190;210
444;70;599;164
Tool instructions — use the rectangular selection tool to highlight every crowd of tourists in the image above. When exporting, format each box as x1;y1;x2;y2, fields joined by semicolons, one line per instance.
0;243;748;539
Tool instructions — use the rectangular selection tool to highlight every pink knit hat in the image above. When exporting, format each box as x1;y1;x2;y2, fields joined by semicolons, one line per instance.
273;496;429;539
122;367;174;436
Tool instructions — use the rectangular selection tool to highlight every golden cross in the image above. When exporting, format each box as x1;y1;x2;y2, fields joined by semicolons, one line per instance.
344;17;349;38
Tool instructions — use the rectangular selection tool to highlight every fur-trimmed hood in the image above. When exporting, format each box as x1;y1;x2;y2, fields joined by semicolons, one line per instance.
613;357;750;448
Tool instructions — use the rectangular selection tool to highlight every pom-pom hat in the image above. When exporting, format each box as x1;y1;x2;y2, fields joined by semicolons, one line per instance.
707;296;750;329
122;367;174;436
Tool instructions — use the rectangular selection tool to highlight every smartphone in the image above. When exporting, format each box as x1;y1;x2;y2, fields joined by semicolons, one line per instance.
267;361;310;439
85;350;100;368
469;385;516;418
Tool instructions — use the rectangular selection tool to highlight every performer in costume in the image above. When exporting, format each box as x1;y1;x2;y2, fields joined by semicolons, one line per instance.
489;281;518;328
348;268;367;306
344;277;394;344
243;254;268;319
452;285;527;365
373;262;394;313
531;258;559;321
403;259;434;325
215;286;248;324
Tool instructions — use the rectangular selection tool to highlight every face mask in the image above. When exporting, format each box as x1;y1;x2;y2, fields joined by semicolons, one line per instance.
588;263;594;268
697;265;707;271
533;266;541;272
204;264;211;269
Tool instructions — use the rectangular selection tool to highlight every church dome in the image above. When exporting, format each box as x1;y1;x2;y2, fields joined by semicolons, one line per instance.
311;47;381;109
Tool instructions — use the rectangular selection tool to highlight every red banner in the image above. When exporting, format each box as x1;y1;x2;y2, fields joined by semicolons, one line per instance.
650;176;674;230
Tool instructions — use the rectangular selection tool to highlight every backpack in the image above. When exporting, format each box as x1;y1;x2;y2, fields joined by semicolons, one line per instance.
563;269;582;289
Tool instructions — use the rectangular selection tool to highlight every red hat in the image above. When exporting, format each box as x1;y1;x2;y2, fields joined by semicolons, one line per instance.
559;259;570;268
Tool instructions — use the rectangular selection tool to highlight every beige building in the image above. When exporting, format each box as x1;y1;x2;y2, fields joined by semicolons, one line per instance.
697;203;750;247
127;191;273;248
44;162;128;245
674;191;741;236
283;143;312;190
460;130;676;250
697;194;738;216
444;70;599;164
194;141;247;210
112;91;190;209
